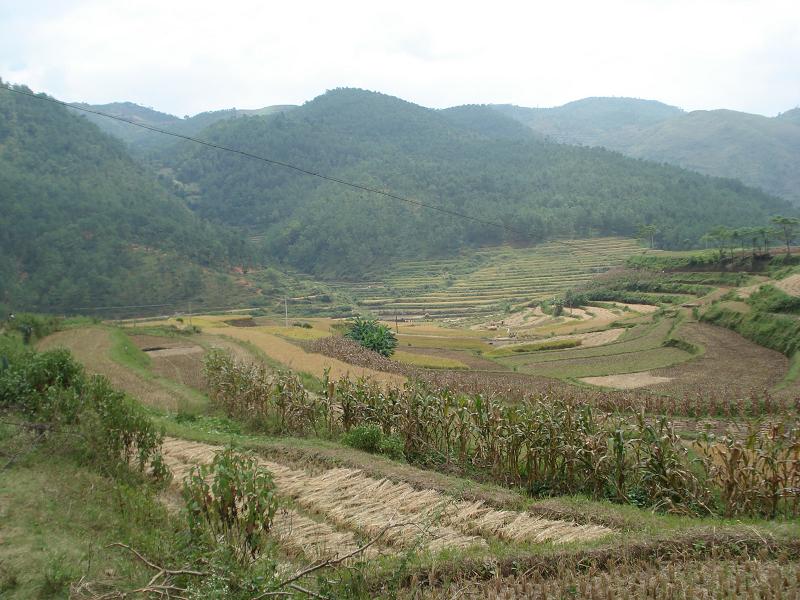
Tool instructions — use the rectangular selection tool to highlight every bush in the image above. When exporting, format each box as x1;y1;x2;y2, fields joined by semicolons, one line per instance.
0;345;167;479
342;425;405;460
182;448;278;564
344;316;398;357
748;284;800;314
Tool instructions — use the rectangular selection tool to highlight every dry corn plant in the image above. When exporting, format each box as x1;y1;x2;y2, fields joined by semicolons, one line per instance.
203;351;797;518
698;420;800;518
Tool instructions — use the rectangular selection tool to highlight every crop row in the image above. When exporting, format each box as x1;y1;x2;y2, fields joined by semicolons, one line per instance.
204;350;799;518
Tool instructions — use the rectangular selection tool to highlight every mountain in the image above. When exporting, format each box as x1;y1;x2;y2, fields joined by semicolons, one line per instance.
73;101;297;153
493;97;684;145
156;88;792;277
493;98;800;204
0;82;258;314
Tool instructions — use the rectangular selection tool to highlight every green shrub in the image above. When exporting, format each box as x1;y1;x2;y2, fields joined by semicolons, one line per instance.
0;345;167;479
345;316;398;357
748;285;800;314
182;448;278;564
342;425;405;460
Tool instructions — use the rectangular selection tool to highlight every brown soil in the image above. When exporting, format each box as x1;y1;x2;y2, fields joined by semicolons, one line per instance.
648;320;788;397
775;274;800;296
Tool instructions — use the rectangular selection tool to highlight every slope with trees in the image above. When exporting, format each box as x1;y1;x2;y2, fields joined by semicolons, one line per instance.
157;88;792;276
0;82;257;314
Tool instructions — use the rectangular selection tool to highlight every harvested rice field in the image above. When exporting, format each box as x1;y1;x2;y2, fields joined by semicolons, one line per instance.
160;437;613;560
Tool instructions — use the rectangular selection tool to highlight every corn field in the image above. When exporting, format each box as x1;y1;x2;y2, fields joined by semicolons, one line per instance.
312;336;798;418
203;350;799;518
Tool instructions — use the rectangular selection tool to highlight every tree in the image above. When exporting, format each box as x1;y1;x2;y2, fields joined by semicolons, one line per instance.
756;226;773;254
345;316;398;357
636;224;658;249
770;216;800;255
701;226;733;260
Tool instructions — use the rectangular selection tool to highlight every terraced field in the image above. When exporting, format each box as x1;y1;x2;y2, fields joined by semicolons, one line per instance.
330;238;643;320
494;317;695;379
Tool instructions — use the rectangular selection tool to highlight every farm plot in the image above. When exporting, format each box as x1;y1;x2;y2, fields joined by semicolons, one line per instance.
331;238;643;320
496;318;695;379
204;324;406;387
38;327;184;410
160;438;612;560
646;320;789;397
129;334;206;391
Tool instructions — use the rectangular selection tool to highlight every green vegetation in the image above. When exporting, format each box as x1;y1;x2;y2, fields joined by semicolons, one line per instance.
161;89;789;275
341;424;405;460
0;81;258;314
183;447;278;564
486;338;581;357
748;284;800;314
345;316;398;357
495;97;800;204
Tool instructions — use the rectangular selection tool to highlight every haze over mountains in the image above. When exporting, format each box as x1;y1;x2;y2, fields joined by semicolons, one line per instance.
491;98;800;204
0;81;796;312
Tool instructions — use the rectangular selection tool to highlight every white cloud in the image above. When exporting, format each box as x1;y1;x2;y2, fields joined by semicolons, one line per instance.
1;0;798;116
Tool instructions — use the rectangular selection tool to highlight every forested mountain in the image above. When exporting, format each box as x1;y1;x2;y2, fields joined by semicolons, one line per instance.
0;82;257;314
492;98;684;145
493;98;800;204
157;88;791;276
74;101;296;153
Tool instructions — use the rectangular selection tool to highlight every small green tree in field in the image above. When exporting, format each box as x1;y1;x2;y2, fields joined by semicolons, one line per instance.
182;448;278;564
345;316;398;357
771;215;800;255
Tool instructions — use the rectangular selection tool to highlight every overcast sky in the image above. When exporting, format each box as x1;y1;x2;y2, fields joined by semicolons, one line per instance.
1;0;798;117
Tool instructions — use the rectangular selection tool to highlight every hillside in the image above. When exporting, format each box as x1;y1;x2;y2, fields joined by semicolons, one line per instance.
0;82;258;314
74;101;297;153
494;98;800;203
492;97;684;145
157;88;791;276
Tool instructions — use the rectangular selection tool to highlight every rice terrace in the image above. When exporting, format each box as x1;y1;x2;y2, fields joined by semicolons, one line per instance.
3;17;800;598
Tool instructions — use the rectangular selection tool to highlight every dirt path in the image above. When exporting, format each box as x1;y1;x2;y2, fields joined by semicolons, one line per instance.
161;438;613;558
39;328;182;410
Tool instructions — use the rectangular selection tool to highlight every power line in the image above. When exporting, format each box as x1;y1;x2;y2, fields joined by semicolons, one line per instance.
0;83;530;238
0;83;639;264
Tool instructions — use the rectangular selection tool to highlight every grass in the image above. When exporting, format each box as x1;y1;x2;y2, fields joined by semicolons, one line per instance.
485;338;582;358
0;427;180;599
393;350;469;370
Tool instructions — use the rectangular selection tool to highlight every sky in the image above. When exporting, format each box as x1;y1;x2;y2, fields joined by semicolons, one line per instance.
1;0;798;117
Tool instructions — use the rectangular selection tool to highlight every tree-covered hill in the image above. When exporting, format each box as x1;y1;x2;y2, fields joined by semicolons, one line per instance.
0;82;257;313
158;88;792;276
74;101;296;154
493;98;800;204
492;97;684;145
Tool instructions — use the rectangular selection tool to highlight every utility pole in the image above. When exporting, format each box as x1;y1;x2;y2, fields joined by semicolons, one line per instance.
395;310;399;334
285;297;288;328
188;300;192;328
